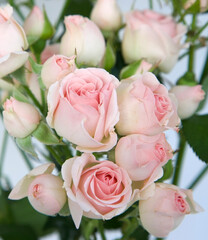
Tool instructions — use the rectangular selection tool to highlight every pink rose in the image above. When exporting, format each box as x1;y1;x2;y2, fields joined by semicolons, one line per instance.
61;153;132;228
169;85;205;119
139;183;203;237
136;60;152;75
116;72;180;136
60;15;105;66
23;6;44;37
90;0;122;31
9;163;66;216
0;5;29;77
115;133;173;182
46;68;119;152
3;97;41;138
41;54;76;89
41;43;60;64
122;10;187;72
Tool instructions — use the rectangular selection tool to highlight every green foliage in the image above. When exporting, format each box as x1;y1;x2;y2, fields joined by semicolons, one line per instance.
32;121;63;145
120;60;142;80
41;7;55;40
10;66;26;85
103;41;116;72
67;0;93;17
177;71;197;86
16;135;37;157
158;159;174;182
182;114;208;163
12;88;30;103
29;56;42;75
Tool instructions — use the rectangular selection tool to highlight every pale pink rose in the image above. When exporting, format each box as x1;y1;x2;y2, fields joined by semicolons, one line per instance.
9;163;66;216
115;133;173;182
139;183;203;237
122;10;187;72
41;55;76;89
46;68;119;152
90;0;122;31
23;6;44;37
184;0;208;12
116;72;180;136
0;5;29;77
170;85;205;119
60;15;105;66
3;97;41;138
41;43;60;64
61;153;132;228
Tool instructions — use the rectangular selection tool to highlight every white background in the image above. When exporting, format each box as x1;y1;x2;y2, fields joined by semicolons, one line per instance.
0;0;207;240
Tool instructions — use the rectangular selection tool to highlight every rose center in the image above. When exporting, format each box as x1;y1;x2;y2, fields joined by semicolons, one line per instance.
155;143;166;162
56;57;69;70
33;184;41;198
175;193;189;214
154;94;171;121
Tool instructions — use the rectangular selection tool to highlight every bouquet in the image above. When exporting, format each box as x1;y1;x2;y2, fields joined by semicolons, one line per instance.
0;0;207;239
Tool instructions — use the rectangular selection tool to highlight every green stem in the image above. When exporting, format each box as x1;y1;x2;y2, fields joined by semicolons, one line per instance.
98;221;106;240
172;132;186;186
17;148;33;170
8;0;25;21
156;238;164;240
199;49;208;84
55;0;71;30
0;131;9;184
46;146;63;166
188;165;208;189
149;0;153;9
188;14;197;72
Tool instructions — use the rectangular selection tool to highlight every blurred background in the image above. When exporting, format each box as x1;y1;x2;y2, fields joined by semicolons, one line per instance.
0;0;207;239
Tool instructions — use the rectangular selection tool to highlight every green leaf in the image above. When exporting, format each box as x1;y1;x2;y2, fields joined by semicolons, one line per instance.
29;56;42;74
68;0;93;17
158;160;173;182
10;66;26;84
16;136;37;157
103;41;116;72
184;0;200;14
177;71;197;86
41;7;54;40
182;114;208;163
27;35;40;46
120;60;142;80
12;88;30;103
32;121;63;145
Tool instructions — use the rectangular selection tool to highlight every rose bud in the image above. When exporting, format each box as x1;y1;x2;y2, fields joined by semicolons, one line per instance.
60;15;105;66
139;183;203;238
23;6;44;38
122;10;187;73
184;0;208;12
62;153;132;228
3;97;41;138
0;4;29;78
169;85;205;119
90;0;122;31
115;134;173;183
46;68;119;153
41;43;60;64
9;163;66;216
116;72;180;136
41;55;76;89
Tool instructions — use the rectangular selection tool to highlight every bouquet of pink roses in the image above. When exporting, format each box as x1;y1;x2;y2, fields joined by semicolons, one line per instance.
0;0;207;239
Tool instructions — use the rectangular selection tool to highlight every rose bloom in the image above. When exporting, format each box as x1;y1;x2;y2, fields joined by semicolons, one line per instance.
169;85;205;119
115;133;173;182
60;15;105;66
3;97;41;138
9;163;66;216
139;183;203;237
116;72;180;136
46;68;119;152
0;4;29;78
41;54;76;89
61;153;132;228
90;0;122;31
122;10;187;72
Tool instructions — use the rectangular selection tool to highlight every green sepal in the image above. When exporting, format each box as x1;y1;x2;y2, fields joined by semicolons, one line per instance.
10;66;26;85
103;41;116;72
16;135;37;157
40;7;54;40
176;71;197;86
120;60;142;80
12;88;30;104
158;159;174;182
27;35;40;46
29;56;42;75
182;114;208;163
32;121;63;145
59;201;70;217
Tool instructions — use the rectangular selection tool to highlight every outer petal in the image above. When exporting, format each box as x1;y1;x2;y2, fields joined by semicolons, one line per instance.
0;51;29;78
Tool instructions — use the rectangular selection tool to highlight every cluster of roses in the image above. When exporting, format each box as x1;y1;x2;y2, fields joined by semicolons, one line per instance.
0;0;206;238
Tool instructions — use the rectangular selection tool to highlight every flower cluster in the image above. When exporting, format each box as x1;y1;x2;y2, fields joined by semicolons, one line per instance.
0;0;206;239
